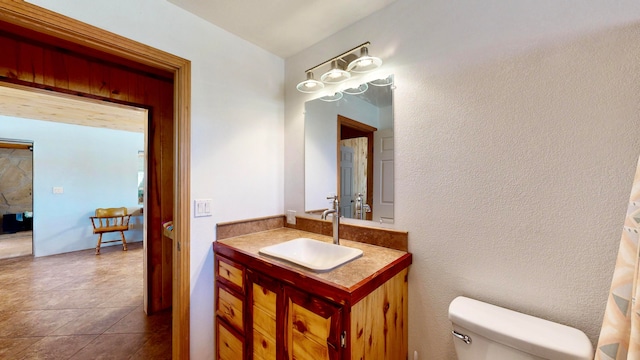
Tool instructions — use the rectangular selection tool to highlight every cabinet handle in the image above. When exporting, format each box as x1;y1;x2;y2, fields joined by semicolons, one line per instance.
327;331;346;350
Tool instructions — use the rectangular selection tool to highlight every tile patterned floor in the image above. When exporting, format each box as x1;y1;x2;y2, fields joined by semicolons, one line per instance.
0;242;171;359
0;231;32;260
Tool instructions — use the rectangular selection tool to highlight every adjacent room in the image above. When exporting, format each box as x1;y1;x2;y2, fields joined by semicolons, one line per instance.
0;86;146;258
0;140;33;259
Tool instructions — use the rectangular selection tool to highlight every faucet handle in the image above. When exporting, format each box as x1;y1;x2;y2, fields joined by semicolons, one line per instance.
326;195;339;211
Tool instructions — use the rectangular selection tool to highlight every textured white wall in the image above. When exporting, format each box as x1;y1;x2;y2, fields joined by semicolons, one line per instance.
285;0;640;358
27;1;284;358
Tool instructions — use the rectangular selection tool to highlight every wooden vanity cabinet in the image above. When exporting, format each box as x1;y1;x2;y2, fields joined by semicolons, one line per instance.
214;245;410;360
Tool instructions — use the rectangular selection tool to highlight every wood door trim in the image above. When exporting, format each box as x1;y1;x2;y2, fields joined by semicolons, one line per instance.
339;115;377;134
0;2;191;358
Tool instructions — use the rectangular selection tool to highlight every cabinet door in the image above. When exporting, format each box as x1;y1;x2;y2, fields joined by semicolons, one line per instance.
284;285;343;360
248;270;282;360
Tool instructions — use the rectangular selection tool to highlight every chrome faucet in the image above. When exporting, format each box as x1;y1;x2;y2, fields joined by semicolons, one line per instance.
355;193;371;220
321;195;340;245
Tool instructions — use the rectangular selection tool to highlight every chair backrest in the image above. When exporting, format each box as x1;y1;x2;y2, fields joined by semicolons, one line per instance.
95;207;128;217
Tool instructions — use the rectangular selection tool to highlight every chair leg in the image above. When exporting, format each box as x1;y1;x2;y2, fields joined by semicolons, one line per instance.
120;231;128;251
95;234;102;255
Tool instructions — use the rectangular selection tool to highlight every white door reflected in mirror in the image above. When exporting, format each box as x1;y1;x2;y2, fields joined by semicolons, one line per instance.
304;75;394;224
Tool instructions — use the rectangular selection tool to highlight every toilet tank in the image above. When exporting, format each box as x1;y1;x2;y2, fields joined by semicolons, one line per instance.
448;297;593;360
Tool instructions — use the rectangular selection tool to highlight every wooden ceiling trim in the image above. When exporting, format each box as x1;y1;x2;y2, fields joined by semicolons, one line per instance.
0;84;146;133
0;141;31;149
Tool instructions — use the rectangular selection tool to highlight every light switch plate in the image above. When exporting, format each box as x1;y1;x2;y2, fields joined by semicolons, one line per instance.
194;199;212;217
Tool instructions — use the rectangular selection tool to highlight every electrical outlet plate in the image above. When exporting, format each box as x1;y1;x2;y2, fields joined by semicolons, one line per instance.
286;210;296;225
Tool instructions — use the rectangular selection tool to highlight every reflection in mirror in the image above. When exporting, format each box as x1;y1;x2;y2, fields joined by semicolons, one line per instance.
305;75;394;224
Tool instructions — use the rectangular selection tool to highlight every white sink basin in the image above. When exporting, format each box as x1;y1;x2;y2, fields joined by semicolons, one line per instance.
259;238;363;272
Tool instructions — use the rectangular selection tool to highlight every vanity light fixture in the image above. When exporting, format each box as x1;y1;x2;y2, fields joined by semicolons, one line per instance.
347;46;382;73
319;92;343;102
296;72;324;93
296;41;382;93
368;75;394;87
321;60;351;84
342;82;368;95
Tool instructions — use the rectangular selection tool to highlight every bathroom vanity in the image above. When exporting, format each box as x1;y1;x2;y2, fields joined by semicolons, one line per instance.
213;226;411;360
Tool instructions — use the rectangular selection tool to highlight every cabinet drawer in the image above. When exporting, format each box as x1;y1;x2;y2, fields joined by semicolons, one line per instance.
217;320;244;360
217;287;244;332
217;256;244;291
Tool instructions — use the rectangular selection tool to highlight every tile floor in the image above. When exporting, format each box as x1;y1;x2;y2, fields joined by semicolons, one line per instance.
0;231;32;260
0;242;171;359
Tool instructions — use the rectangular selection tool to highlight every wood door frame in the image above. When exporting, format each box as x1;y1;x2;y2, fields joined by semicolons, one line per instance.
337;115;376;220
0;2;192;358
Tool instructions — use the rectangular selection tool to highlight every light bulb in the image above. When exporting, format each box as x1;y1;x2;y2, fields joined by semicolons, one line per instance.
357;59;373;67
327;70;342;79
347;47;382;73
321;61;350;84
296;72;324;93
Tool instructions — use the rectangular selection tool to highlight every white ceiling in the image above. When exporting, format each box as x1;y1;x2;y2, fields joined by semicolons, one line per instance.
167;0;398;58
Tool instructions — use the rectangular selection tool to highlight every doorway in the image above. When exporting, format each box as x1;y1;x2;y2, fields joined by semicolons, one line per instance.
337;115;376;220
0;139;33;259
0;4;191;358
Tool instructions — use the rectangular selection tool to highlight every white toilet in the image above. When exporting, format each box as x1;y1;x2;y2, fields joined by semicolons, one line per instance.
448;296;593;360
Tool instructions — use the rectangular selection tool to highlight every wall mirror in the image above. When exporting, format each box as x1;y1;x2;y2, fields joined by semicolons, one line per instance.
305;75;394;224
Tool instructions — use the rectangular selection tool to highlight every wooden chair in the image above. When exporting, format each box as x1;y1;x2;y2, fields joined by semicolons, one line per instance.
90;207;132;255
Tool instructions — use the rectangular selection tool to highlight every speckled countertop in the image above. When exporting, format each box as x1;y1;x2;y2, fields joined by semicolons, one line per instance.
215;227;409;290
